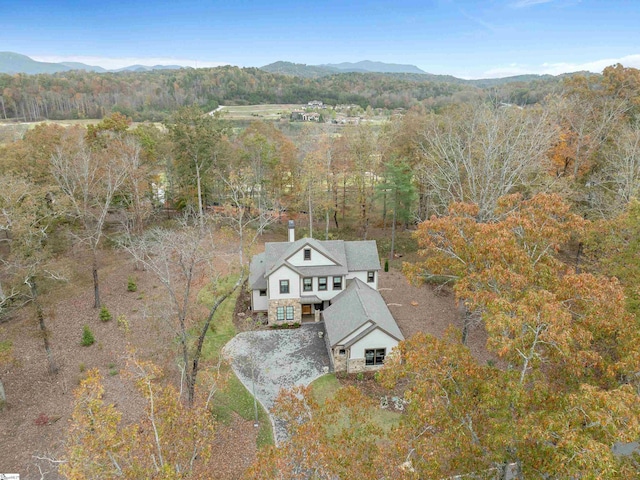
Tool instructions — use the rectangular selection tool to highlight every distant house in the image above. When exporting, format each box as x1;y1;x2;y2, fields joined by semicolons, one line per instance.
307;100;325;109
290;110;322;122
249;221;403;373
290;110;305;121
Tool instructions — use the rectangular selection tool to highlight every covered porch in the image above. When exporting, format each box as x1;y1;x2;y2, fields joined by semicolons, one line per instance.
300;295;327;323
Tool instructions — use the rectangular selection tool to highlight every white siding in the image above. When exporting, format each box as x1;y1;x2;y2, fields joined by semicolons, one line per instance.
301;275;344;302
288;245;336;267
268;265;300;300
252;290;268;311
346;270;378;290
349;328;398;360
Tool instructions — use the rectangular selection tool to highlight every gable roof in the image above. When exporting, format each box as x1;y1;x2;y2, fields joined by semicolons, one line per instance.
250;237;381;290
249;252;267;289
265;238;345;276
323;278;404;347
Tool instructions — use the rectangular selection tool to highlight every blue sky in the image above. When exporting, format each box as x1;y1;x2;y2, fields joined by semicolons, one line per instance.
2;0;639;78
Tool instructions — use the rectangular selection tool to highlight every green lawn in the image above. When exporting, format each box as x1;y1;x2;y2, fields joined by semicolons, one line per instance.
198;275;274;447
309;374;401;434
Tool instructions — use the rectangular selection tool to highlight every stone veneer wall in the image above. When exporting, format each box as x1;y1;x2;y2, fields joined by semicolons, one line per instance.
347;357;366;373
267;299;302;325
332;347;347;372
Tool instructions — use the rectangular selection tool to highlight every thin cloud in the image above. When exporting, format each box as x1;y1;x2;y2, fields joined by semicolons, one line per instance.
510;0;555;7
479;54;640;78
458;8;498;33
30;55;230;70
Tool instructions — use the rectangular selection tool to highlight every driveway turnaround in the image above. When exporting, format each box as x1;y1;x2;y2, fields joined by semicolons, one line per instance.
223;322;331;444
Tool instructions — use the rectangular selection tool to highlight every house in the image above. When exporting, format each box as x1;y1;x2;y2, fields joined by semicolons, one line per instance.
323;278;404;373
249;221;403;372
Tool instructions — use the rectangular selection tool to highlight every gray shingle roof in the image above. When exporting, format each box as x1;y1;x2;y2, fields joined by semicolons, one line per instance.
249;237;381;291
249;252;267;289
323;278;404;347
344;240;381;271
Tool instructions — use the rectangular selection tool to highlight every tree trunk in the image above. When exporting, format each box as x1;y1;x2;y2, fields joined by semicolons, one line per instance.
389;197;397;262
342;174;346;221
195;160;204;229
325;209;330;240
92;251;100;308
0;378;5;408
30;279;58;374
382;190;388;230
308;182;313;238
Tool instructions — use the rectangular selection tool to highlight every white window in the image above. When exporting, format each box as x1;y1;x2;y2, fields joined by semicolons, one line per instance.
318;277;327;291
286;305;294;321
333;276;342;290
303;278;313;292
276;307;285;321
280;279;290;294
304;248;311;260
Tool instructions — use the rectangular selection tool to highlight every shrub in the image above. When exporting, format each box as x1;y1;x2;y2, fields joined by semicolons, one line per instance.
356;372;365;381
384;259;389;272
108;362;119;376
99;305;112;322
79;362;86;372
81;325;95;346
127;276;137;292
117;314;130;334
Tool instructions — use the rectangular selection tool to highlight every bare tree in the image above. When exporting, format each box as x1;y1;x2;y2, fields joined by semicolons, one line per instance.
51;131;128;307
0;175;67;374
122;218;243;405
220;170;278;266
596;122;640;213
550;92;629;178
416;103;556;221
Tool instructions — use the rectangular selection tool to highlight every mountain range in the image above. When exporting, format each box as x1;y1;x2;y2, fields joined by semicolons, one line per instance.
259;61;560;86
0;52;183;75
1;51;578;87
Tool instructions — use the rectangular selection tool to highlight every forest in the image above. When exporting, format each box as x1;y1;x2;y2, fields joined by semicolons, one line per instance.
0;63;639;478
0;64;562;122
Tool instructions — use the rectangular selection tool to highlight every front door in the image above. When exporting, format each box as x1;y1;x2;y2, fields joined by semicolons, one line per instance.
302;304;312;315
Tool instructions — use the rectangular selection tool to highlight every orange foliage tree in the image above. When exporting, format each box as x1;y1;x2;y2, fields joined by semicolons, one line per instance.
61;360;219;479
394;193;640;477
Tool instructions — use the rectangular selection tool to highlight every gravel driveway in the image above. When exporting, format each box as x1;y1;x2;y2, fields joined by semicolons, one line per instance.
223;322;331;444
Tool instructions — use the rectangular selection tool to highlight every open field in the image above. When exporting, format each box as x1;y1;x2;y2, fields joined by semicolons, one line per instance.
0;119;165;145
215;104;302;121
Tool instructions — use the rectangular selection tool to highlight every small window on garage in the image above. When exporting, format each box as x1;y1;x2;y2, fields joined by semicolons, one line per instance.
259;289;267;296
338;348;346;355
367;271;375;283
